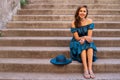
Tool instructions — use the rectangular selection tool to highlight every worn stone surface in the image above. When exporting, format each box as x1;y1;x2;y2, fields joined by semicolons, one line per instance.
0;0;20;29
0;47;119;59
17;9;120;15
6;21;120;29
12;15;120;21
1;29;120;37
0;58;119;73
23;4;120;9
0;37;119;47
0;72;120;80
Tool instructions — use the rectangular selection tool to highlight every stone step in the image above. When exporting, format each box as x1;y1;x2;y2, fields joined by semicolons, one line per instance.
23;4;120;9
7;21;120;29
0;37;119;47
1;29;120;37
0;47;119;59
0;72;120;80
93;0;120;4
12;15;120;21
0;58;119;73
28;0;90;4
17;9;120;15
27;0;120;4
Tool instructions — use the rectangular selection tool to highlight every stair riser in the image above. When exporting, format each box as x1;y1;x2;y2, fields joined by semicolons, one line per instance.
17;10;120;15
23;4;120;9
13;15;120;21
27;0;120;4
0;40;119;47
0;63;119;73
94;0;120;4
2;30;120;37
27;0;91;4
7;23;120;29
0;50;119;59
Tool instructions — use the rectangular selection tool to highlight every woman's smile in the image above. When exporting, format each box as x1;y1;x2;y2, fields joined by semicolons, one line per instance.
79;7;87;19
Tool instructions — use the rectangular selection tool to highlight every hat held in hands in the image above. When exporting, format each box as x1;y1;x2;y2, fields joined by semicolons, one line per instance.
50;54;72;65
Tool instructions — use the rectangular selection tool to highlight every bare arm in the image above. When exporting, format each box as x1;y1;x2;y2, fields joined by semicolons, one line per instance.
71;21;82;41
85;19;93;42
88;29;93;37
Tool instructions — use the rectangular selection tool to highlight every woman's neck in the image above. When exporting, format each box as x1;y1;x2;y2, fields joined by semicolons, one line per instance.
81;18;86;22
80;18;87;26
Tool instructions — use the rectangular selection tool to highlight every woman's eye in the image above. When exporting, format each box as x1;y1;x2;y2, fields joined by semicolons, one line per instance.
80;10;86;13
80;10;82;12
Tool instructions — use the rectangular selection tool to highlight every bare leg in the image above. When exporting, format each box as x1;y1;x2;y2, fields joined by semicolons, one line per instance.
87;48;93;71
81;50;90;79
87;48;95;78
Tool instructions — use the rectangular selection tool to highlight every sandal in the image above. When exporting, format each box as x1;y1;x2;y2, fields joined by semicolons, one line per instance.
83;70;90;79
89;70;95;79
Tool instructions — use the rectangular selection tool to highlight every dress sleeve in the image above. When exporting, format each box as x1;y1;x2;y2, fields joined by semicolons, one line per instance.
88;23;94;30
71;28;77;33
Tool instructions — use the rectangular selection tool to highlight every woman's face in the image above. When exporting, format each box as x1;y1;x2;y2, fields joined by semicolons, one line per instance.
79;7;87;19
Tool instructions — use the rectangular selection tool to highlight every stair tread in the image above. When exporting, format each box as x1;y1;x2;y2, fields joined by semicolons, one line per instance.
23;4;120;10
20;9;120;10
0;72;119;80
27;0;120;4
0;37;119;40
14;14;120;16
8;21;120;23
0;58;119;64
25;4;120;5
0;46;119;51
2;28;120;31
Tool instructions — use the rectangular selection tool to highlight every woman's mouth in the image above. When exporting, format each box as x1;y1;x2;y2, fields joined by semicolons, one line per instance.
80;14;85;18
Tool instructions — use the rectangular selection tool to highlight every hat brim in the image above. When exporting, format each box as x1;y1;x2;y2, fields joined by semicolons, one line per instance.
50;58;72;65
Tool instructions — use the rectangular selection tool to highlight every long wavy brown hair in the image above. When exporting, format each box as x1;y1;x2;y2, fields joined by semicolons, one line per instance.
74;5;88;28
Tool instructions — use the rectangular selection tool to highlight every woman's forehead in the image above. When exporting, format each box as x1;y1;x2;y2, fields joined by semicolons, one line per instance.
80;7;87;11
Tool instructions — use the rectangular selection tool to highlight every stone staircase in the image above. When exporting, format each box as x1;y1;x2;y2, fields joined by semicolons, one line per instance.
0;0;120;79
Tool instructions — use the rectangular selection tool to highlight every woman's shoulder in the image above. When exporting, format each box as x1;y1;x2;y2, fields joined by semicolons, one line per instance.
86;18;95;29
86;18;93;25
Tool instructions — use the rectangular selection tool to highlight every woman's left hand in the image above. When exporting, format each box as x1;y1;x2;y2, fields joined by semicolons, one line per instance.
84;36;93;43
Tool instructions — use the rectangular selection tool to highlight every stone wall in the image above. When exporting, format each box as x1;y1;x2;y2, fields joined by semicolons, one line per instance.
0;0;20;29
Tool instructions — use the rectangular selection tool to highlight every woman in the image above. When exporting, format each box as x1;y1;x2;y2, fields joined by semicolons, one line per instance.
69;5;97;79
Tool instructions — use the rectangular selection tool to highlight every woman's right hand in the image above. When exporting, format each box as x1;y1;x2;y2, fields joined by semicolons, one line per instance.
79;38;85;44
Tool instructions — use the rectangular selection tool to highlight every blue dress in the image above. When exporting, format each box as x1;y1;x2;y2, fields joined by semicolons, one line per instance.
69;23;97;63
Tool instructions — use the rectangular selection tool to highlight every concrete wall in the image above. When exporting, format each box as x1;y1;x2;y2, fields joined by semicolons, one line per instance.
0;0;20;29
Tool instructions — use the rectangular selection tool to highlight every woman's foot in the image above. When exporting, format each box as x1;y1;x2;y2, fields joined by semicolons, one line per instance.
83;70;90;79
89;70;95;79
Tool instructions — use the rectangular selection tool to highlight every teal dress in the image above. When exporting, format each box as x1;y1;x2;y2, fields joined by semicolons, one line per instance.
69;23;97;63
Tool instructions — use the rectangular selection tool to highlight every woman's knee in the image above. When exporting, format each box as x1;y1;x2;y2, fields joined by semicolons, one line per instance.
87;48;93;52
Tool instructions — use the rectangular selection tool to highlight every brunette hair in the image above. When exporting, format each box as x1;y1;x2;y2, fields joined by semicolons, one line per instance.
74;5;88;28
